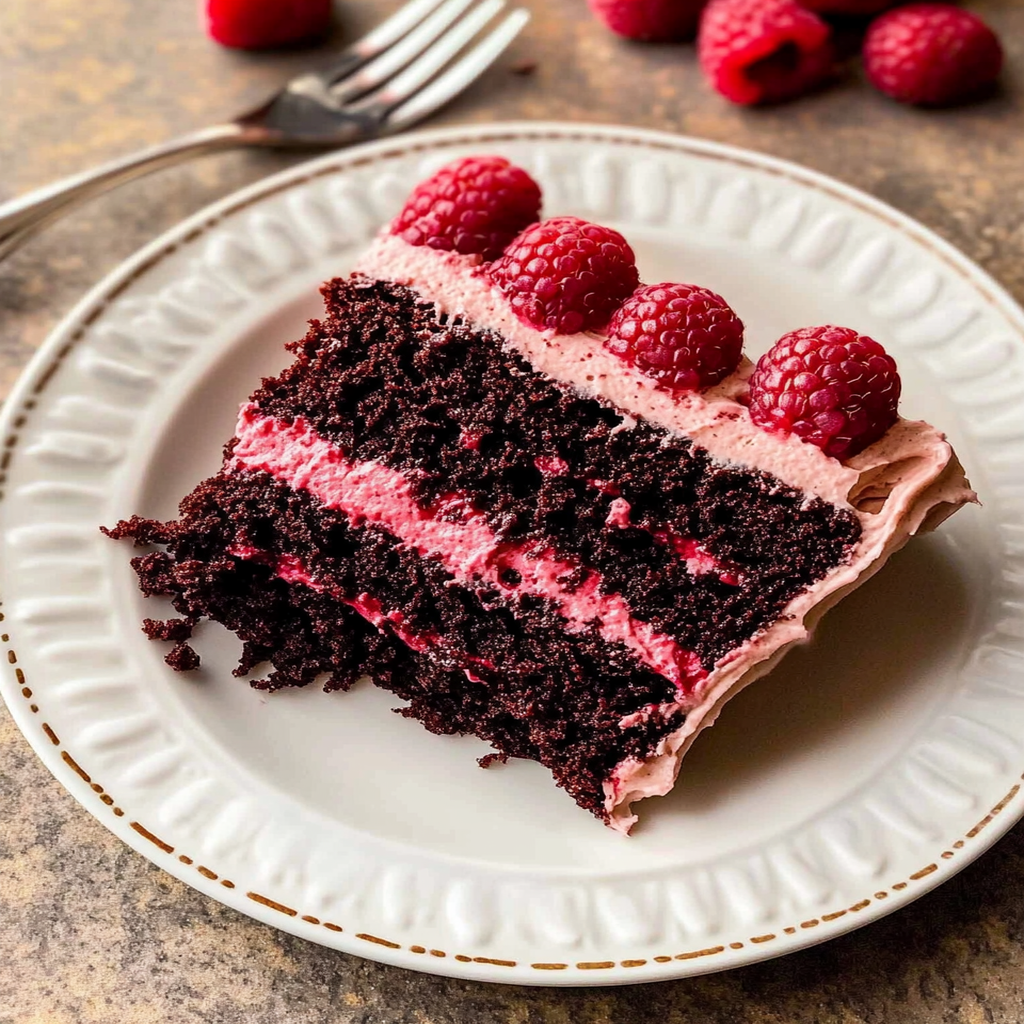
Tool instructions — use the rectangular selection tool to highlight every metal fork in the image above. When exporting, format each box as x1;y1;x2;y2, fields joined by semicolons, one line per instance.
0;0;529;261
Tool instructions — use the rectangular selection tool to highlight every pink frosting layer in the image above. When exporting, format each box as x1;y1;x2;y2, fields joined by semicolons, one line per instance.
357;232;977;833
228;406;706;691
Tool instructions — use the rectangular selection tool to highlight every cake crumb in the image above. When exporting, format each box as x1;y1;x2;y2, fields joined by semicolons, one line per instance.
165;642;201;672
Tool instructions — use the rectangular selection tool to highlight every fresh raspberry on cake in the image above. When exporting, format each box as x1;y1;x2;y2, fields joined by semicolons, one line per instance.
588;0;707;41
698;0;834;105
488;216;640;334
863;4;1003;106
203;0;331;49
390;156;542;262
747;325;901;460
606;283;744;392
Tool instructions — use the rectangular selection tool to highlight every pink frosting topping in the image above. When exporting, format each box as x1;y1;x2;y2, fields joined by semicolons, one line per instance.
228;406;707;691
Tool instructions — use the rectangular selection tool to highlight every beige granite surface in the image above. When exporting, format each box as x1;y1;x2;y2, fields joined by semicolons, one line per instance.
2;0;1024;1020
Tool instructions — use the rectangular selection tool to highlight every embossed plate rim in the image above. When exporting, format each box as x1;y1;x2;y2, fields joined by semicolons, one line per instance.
2;121;1024;985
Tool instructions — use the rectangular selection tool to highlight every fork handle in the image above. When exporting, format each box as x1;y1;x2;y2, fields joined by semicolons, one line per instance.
0;123;249;262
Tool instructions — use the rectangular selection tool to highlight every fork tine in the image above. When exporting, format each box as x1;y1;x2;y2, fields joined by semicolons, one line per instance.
381;9;530;131
356;0;510;115
330;0;481;104
319;0;449;83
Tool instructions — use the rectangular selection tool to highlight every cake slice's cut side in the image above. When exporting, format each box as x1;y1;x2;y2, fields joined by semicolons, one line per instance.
109;277;878;827
229;409;708;689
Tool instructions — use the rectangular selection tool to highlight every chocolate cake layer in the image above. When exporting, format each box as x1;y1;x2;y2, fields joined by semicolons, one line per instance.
106;471;688;818
251;277;861;669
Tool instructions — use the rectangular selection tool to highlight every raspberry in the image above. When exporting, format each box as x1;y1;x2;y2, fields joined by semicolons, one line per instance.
798;0;895;15
698;0;834;105
863;4;1003;106
588;0;707;41
747;326;901;460
203;0;331;49
606;283;744;392
391;156;542;262
488;217;640;335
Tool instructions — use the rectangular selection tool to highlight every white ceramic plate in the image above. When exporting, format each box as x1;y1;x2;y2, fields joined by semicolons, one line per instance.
2;123;1023;986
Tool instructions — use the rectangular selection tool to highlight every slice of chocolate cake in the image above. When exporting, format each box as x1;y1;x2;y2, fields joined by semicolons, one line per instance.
105;156;975;832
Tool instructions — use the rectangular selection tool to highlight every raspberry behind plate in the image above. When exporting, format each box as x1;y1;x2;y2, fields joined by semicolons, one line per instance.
698;0;834;104
203;0;332;49
863;4;1004;106
588;0;708;41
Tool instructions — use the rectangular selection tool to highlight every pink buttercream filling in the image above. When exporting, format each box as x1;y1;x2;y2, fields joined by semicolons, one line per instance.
228;406;706;692
343;592;438;655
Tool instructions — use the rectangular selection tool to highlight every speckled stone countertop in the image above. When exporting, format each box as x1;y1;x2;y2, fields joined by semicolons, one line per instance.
3;0;1024;1021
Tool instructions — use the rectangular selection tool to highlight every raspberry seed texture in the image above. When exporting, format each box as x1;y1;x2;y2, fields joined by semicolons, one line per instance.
747;325;901;460
391;156;542;262
488;217;640;335
606;283;744;393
